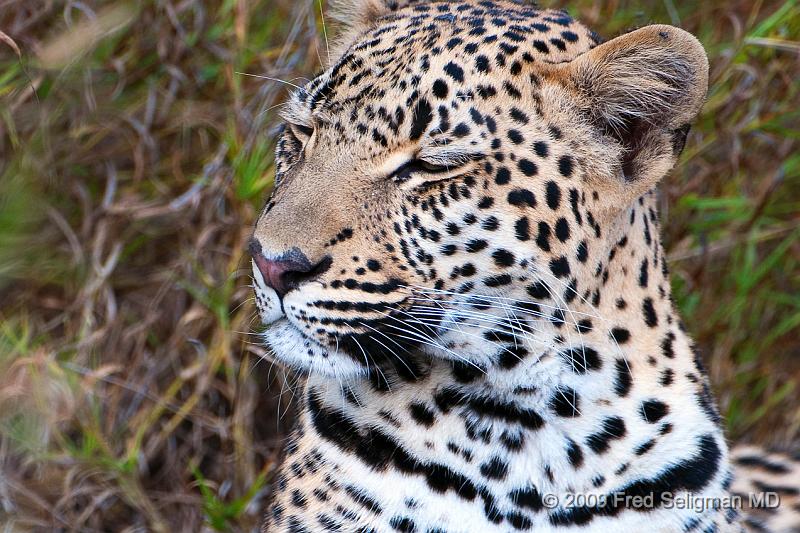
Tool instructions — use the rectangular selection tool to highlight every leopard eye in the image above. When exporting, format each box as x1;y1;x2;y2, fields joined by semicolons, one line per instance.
391;159;453;183
418;160;452;173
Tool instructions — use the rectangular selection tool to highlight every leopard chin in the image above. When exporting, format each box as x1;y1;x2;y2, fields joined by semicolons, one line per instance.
262;318;369;379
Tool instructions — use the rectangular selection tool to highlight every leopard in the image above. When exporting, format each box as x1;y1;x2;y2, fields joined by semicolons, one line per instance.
248;1;800;531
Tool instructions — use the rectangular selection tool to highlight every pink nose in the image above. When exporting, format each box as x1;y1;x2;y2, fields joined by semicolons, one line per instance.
249;240;328;297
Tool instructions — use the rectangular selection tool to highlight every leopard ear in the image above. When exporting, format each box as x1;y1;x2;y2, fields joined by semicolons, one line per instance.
561;25;708;198
328;0;419;60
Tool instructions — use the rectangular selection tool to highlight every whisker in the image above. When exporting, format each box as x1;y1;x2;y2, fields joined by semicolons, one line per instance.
406;285;604;320
407;305;551;340
357;321;418;378
234;71;306;91
376;312;486;372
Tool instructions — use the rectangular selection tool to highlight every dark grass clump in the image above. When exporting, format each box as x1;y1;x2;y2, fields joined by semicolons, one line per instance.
0;0;798;530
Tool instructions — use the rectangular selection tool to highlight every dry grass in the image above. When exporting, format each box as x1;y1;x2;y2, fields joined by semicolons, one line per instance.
0;0;798;531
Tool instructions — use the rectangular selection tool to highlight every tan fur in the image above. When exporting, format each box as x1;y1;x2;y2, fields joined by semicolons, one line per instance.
545;25;709;212
329;0;421;60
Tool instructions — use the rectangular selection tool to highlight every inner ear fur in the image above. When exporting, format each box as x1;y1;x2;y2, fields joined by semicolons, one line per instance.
560;25;708;199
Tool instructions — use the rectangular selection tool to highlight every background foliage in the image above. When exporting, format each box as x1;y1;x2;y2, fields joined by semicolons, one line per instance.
0;0;798;530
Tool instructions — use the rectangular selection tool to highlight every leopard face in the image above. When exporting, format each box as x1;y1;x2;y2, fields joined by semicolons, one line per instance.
251;0;707;381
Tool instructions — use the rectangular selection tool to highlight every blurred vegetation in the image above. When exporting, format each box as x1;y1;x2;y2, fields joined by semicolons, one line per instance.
0;0;798;531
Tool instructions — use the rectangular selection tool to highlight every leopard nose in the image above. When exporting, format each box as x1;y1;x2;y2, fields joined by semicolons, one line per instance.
249;239;331;298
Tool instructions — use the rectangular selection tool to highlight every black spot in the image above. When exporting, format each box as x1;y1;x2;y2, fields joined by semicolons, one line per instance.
451;359;484;383
560;347;601;373
492;249;515;267
562;30;579;42
507;129;524;144
410;99;433;140
585;417;626;454
509;486;543;512
453;122;471;138
482;216;500;231
475;55;491;73
555;217;570;242
526;282;549;300
506;511;532;530
432;79;448;99
549;256;570;278
735;455;791;475
576;240;588;262
558;155;574;177
635;439;656;456
390;516;416;532
409;402;435;427
545;181;561;209
503;81;521;98
550;387;580;417
515;217;530;241
444;61;464;82
613;359;632;397
642;297;658;327
610;328;630;344
478;196;494;209
495;167;511;185
661;332;676;358
508;189;536;208
466;239;488;252
510;108;529;124
484;274;512;287
536;222;551;252
639;259;649;288
566;438;584;468
518;158;537;176
641;399;669;423
291;489;307;508
480;456;509;480
345;486;383;515
533;141;549;157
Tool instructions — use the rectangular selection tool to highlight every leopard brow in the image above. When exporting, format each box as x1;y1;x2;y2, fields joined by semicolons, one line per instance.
418;146;485;167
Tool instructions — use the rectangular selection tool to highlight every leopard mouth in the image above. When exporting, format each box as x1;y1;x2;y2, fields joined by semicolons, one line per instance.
252;265;444;377
260;304;439;380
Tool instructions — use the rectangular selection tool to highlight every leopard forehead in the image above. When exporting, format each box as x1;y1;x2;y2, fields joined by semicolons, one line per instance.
281;2;600;143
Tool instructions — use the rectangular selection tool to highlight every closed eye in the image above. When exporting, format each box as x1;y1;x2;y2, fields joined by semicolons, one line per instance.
389;153;484;183
392;160;451;182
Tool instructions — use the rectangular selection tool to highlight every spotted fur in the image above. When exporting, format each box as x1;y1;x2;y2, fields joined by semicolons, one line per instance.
250;1;800;531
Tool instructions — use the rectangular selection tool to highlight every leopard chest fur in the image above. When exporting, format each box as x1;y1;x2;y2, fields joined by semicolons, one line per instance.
266;348;737;533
